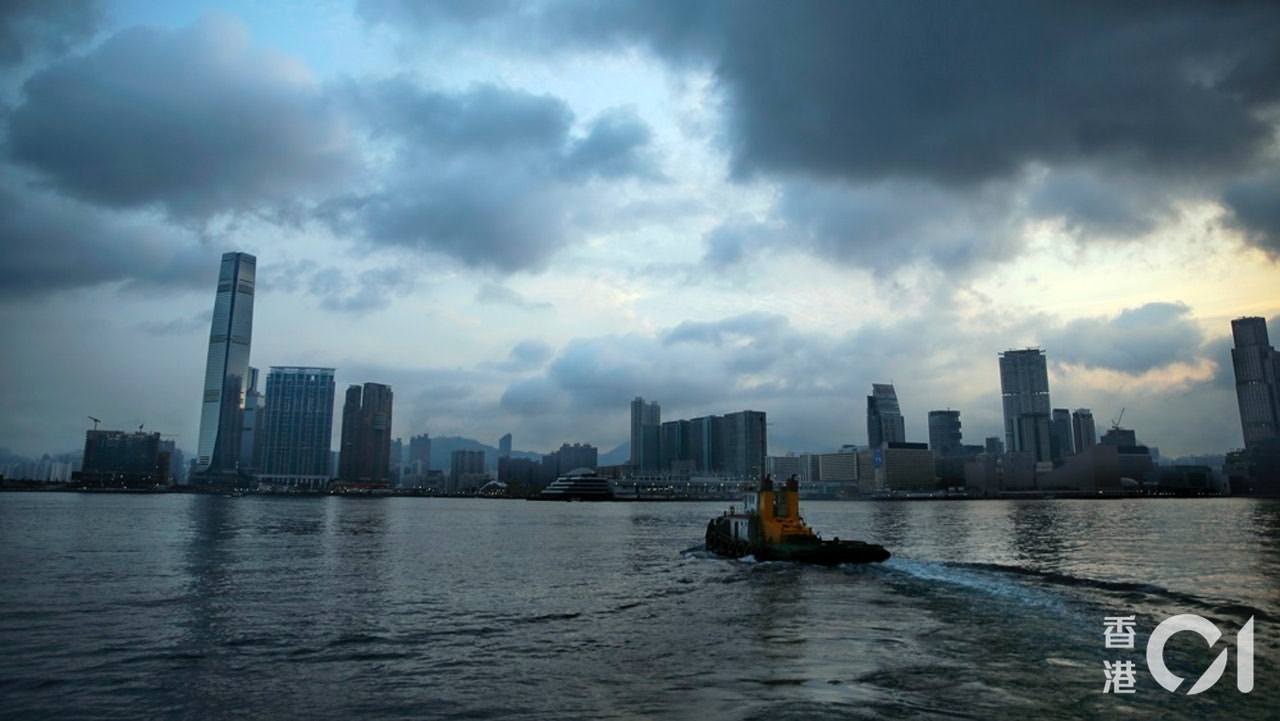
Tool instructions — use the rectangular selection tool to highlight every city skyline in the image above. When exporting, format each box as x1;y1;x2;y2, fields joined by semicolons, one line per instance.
3;2;1280;461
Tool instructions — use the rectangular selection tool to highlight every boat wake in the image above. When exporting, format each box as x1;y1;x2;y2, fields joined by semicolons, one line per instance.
877;558;1272;628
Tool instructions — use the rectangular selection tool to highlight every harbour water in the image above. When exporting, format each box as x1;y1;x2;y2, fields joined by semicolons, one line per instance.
1;493;1276;719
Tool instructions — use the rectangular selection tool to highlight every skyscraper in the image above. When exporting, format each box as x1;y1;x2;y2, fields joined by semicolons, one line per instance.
630;397;661;473
258;367;336;489
1231;317;1280;450
867;383;906;449
239;367;262;473
1072;409;1097;453
338;382;394;483
1050;408;1073;462
927;410;962;458
999;349;1052;463
718;410;768;479
196;251;256;476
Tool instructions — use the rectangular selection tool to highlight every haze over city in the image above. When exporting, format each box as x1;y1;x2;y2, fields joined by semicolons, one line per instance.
3;1;1280;462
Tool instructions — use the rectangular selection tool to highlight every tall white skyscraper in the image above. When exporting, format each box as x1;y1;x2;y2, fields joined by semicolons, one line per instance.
196;251;256;475
999;348;1052;463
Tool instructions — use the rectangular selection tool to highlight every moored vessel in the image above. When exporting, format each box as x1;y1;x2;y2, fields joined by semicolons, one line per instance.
530;468;616;501
705;475;889;565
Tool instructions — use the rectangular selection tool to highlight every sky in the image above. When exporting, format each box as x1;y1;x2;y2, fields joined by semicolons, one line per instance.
2;0;1279;462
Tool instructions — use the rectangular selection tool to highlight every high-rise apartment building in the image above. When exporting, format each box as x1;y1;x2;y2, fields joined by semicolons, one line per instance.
338;382;394;483
409;433;431;473
867;383;906;449
258;367;336;489
450;449;486;493
630;397;661;473
718;410;768;479
1232;317;1280;450
196;251;256;477
927;410;962;458
999;349;1052;464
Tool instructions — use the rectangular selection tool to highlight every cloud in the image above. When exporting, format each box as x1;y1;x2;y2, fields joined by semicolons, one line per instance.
1222;172;1280;259
0;0;101;66
562;107;662;180
329;80;661;273
1024;168;1178;239
1040;302;1204;374
475;283;553;310
361;1;1280;266
304;263;418;314
7;15;354;221
0;182;215;300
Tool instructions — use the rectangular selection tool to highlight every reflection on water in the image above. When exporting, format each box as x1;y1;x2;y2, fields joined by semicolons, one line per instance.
0;494;1276;720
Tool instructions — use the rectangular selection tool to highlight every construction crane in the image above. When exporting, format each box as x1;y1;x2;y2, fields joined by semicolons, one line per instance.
1111;407;1125;430
88;416;100;431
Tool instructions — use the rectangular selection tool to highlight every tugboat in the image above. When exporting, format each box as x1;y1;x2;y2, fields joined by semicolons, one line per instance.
705;474;890;565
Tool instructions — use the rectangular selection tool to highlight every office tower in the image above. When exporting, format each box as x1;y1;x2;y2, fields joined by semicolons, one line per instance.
196;251;256;476
258;367;335;488
1232;317;1280;449
1050;408;1073;462
999;349;1052;463
1072;409;1097;452
630;397;661;473
338;382;394;482
867;383;906;449
499;433;512;458
985;436;1004;456
927;410;962;458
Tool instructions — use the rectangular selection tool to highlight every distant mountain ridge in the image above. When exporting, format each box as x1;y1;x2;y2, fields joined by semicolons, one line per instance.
423;437;628;472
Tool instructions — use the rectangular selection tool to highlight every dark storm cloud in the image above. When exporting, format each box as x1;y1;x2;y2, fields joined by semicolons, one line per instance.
365;1;1280;185
713;2;1279;186
331;81;662;273
7;15;353;221
1222;173;1280;259
0;0;100;66
0;183;213;299
1040;302;1204;374
1025;169;1175;239
365;0;1280;266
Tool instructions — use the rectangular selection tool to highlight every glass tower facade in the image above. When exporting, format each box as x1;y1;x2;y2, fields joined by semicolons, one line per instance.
258;367;336;488
196;252;256;475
